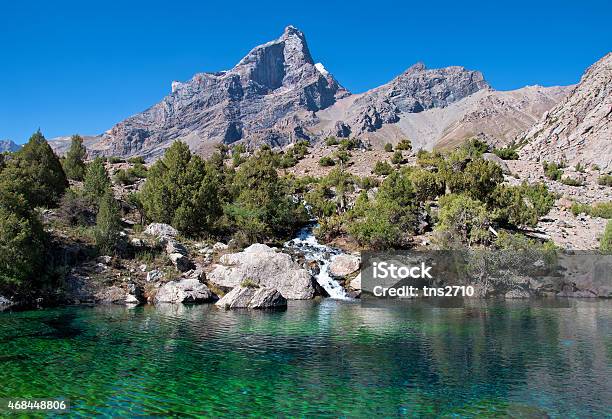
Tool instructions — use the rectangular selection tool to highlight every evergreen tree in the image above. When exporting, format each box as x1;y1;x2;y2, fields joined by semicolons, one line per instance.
140;141;222;236
83;157;111;204
63;135;87;180
93;189;122;255
9;130;68;207
0;186;46;291
227;148;307;242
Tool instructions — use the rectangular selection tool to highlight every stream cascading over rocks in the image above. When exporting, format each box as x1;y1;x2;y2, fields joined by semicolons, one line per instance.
285;224;350;299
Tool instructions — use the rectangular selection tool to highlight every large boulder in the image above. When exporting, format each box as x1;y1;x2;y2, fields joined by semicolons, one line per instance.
216;286;287;309
144;223;178;240
329;254;361;278
208;244;320;299
154;278;215;304
482;153;511;174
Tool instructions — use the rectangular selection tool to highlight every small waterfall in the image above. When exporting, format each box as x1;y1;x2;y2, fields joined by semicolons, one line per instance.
285;224;350;300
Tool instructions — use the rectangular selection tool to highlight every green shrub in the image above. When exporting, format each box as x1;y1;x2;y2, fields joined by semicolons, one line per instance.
127;156;146;165
493;146;519;160
319;156;335;167
240;278;260;288
574;162;586;173
416;150;444;168
334;150;351;166
338;138;360;151
461;138;489;157
571;201;612;219
391;150;404;165
436;194;491;247
395;139;412;151
373;161;393;176
521;182;555;217
542;161;564;181
224;148;308;243
409;169;444;202
357;176;380;190
601;221;612;254
83;157;111;204
93;190;122;255
108;156;125;164
384;143;393;152
597;175;612;186
113;169;131;185
560;176;584;187
325;137;339;146
491;185;539;228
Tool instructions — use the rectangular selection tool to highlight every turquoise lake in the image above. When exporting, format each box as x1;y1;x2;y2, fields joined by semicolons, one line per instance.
0;300;610;417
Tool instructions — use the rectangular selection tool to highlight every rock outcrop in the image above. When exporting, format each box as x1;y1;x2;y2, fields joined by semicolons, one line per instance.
154;278;215;304
208;243;321;299
215;286;287;309
329;254;360;278
520;52;612;171
144;223;179;239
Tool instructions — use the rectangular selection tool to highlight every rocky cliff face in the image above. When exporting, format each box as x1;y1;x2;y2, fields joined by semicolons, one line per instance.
520;53;612;171
89;26;348;159
0;139;20;152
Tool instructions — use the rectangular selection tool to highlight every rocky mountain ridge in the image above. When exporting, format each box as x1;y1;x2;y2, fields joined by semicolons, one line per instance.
48;26;597;159
520;52;612;171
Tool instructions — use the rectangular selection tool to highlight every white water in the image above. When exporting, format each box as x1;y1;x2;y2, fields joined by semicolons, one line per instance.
285;224;350;300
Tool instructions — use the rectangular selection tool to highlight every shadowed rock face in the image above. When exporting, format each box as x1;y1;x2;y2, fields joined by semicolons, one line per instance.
520;52;612;171
94;26;349;159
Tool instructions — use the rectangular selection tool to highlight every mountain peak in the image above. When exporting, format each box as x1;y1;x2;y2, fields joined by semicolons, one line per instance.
282;25;304;39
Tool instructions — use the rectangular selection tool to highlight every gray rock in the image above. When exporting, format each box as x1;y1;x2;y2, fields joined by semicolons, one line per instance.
216;286;287;309
169;253;195;272
154;278;215;304
208;243;320;299
482;153;511;174
212;242;229;251
146;269;163;282
125;283;144;305
166;239;188;256
329;254;361;278
505;289;531;299
144;223;178;239
348;273;361;291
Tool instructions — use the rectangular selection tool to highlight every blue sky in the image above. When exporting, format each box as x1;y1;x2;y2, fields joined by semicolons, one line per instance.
1;0;610;144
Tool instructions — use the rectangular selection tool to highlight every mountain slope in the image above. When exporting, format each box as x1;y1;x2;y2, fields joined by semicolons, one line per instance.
0;139;20;152
520;52;612;170
314;83;569;150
